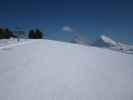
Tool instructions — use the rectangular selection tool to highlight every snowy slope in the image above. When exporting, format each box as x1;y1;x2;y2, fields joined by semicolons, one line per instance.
0;39;133;100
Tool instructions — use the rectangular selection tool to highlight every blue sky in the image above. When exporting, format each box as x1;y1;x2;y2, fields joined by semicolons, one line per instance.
0;0;133;44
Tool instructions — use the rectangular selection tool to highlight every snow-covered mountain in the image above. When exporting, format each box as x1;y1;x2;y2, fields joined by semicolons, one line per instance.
0;39;133;100
71;35;90;45
93;35;133;54
110;42;133;54
93;35;117;47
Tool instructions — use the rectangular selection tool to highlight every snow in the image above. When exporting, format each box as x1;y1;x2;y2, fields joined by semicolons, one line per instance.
0;39;133;100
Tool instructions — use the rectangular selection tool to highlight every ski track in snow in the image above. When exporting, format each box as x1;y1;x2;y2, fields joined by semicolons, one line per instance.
0;39;133;100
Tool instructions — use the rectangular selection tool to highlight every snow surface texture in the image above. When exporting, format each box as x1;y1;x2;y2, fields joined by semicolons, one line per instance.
0;39;133;100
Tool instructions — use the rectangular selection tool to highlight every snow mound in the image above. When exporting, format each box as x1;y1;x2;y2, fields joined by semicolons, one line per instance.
0;39;133;100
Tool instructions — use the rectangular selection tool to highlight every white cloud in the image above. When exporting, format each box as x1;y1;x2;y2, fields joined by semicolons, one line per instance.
62;26;73;32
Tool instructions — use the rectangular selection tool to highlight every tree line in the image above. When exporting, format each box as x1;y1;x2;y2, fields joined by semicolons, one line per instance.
0;27;43;39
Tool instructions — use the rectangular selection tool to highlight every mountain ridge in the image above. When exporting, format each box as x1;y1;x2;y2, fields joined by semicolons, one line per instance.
92;35;133;54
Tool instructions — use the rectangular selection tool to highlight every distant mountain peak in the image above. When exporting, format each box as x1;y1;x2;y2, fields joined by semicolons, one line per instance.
93;35;133;54
100;35;117;45
93;35;117;47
